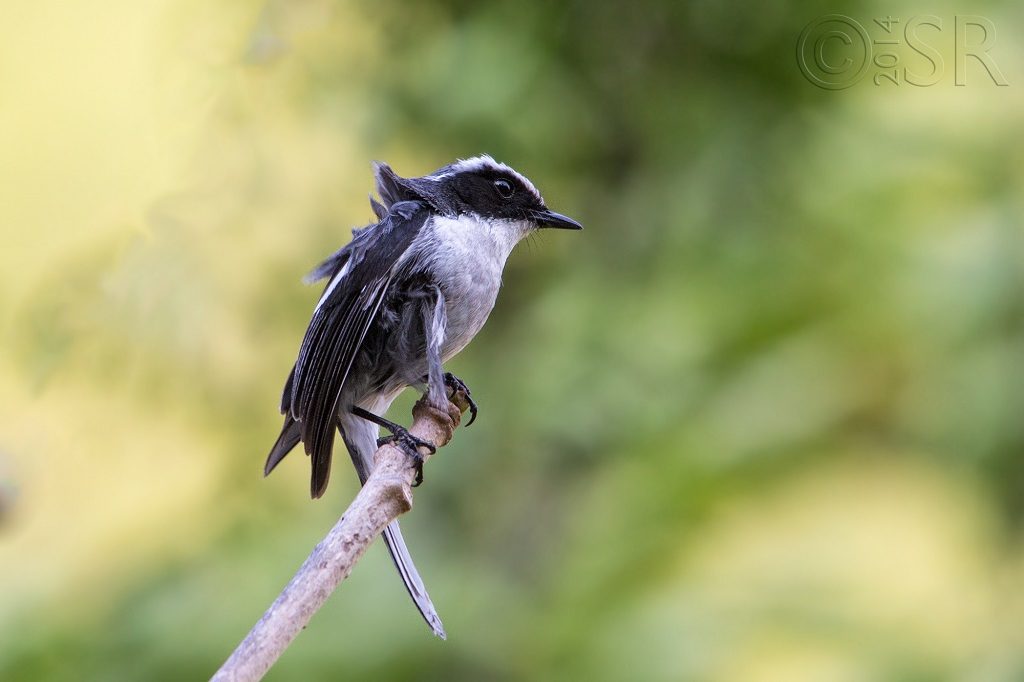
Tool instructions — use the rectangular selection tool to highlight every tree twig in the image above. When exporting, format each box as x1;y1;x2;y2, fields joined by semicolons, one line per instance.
211;391;468;682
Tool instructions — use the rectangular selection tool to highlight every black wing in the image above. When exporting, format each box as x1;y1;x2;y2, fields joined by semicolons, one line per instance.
275;200;430;498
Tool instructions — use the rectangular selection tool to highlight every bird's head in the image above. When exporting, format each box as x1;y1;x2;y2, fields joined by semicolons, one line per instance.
372;155;583;234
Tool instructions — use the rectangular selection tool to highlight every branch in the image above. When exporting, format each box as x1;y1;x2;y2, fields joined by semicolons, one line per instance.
211;391;469;682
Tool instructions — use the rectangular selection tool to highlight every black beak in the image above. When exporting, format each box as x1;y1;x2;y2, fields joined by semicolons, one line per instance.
532;209;584;230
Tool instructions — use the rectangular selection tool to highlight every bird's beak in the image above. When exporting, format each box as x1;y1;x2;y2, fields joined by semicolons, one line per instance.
532;209;584;230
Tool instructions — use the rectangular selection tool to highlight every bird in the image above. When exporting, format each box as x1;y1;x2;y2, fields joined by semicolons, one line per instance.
263;155;582;638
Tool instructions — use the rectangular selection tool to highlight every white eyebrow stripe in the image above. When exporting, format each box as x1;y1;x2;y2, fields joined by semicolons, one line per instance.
425;155;543;203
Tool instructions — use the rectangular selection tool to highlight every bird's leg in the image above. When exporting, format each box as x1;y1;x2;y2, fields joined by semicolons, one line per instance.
351;406;435;486
443;372;478;426
416;284;476;424
420;285;450;413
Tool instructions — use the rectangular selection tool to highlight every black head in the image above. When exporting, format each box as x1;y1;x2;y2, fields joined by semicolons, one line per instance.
373;156;583;230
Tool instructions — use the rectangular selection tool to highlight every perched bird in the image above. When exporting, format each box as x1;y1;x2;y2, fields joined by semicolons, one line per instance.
264;155;582;638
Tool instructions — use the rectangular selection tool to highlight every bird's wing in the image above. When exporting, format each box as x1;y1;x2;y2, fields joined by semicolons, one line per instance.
288;200;431;497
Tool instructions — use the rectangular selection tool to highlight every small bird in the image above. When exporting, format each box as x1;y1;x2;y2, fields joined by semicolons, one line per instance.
264;155;582;638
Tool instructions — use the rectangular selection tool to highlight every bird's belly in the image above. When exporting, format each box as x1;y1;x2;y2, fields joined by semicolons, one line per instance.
436;260;502;362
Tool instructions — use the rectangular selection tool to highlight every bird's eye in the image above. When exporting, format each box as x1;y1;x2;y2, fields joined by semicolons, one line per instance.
493;179;514;199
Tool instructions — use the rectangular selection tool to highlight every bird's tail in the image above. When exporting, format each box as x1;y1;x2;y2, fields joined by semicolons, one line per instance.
338;411;447;639
381;521;446;638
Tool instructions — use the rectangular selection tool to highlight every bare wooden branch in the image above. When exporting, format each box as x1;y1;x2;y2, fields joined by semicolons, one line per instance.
211;391;468;682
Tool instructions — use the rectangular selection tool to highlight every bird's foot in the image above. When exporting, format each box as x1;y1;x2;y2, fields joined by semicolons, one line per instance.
352;406;436;486
444;372;478;426
376;429;436;487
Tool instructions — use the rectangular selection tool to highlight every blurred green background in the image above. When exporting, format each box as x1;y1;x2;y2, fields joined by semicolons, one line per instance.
2;1;1023;680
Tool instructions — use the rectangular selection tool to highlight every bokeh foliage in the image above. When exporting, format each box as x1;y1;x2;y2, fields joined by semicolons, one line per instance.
1;0;1022;680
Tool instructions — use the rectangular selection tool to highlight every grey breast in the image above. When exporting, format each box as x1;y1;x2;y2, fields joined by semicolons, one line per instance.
421;215;506;362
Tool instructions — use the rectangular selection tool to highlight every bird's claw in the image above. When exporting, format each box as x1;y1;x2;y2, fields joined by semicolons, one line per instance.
443;372;478;426
377;428;436;487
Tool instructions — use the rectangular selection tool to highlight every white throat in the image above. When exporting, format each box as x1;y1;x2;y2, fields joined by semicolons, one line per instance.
433;214;531;268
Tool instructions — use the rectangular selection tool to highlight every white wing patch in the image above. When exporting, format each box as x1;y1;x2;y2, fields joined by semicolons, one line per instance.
313;259;352;313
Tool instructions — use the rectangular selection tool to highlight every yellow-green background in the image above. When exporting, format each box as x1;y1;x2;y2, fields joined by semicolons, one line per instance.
1;1;1022;680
